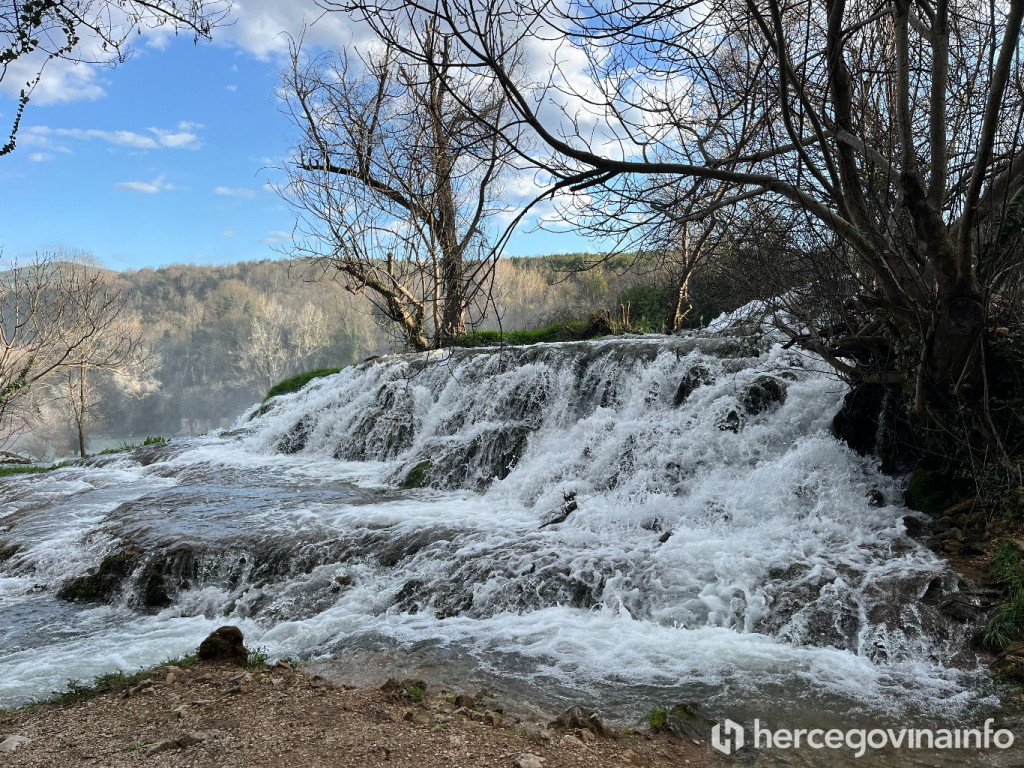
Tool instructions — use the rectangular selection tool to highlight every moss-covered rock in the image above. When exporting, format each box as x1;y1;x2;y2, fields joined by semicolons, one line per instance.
904;470;973;516
57;548;142;603
197;625;248;666
400;460;433;489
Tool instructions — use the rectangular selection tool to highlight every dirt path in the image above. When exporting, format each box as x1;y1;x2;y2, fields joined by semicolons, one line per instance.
0;661;727;767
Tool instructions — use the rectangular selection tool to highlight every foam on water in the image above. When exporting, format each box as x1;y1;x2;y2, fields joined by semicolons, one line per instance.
0;332;996;725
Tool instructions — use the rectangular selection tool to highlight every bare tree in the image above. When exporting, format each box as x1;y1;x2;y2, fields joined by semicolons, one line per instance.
335;0;1024;423
234;296;328;390
0;253;145;450
280;22;514;350
1;0;230;157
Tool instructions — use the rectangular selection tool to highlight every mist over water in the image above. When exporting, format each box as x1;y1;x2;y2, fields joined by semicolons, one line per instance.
0;332;997;729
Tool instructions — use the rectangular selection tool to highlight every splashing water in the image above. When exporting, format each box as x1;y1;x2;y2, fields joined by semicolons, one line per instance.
0;332;996;727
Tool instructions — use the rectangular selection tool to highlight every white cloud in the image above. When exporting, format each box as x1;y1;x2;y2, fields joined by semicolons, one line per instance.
215;185;256;199
28;152;54;162
117;175;176;194
226;84;238;92
222;229;236;237
260;230;291;244
0;56;107;105
21;123;202;151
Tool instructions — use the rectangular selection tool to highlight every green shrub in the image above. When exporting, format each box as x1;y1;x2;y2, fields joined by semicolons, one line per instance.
246;646;270;669
984;540;1024;651
264;367;342;402
449;314;617;348
98;436;168;456
648;707;669;730
617;284;677;333
407;685;426;702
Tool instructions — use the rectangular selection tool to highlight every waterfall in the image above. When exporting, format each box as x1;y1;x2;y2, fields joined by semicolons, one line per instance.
0;331;993;722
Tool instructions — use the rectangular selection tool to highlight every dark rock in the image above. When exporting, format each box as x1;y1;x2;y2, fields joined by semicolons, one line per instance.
741;375;787;415
399;460;433;489
674;365;713;406
0;540;21;563
902;515;927;537
867;489;886;507
716;409;741;432
550;705;606;737
904;470;973;516
664;702;715;741
541;491;578;528
454;693;476;709
57;547;142;603
197;625;248;666
380;677;427;702
658;531;672;544
143;561;171;609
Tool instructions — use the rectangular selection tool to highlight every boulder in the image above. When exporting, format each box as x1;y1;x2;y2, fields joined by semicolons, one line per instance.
549;705;606;737
673;365;713;406
741;375;786;415
197;625;248;666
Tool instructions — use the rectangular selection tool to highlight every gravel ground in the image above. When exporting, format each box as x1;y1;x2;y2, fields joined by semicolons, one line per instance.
0;661;727;767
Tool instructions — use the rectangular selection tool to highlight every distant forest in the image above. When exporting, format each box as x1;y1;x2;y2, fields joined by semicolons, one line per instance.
34;253;731;456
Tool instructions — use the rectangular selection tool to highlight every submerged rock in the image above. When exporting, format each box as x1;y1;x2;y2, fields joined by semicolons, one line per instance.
198;626;248;666
57;547;142;603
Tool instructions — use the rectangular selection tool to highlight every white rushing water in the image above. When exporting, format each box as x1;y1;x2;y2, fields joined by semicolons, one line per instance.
0;331;996;728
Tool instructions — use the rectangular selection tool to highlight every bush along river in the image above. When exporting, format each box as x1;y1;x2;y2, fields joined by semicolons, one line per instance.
0;329;1017;764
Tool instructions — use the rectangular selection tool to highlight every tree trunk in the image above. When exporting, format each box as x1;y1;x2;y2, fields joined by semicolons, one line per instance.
77;364;87;457
924;292;985;404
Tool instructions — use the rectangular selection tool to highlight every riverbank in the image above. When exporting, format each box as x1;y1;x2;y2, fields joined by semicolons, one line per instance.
0;658;725;767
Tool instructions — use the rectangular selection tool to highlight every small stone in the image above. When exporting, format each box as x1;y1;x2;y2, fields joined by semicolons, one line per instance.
485;710;503;727
576;728;596;743
165;672;176;685
620;748;643;766
561;734;584;747
0;735;31;752
454;693;476;709
516;754;545;768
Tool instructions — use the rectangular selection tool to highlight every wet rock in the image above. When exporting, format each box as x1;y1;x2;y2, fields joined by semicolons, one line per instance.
399;460;433;489
867;489;886;507
902;515;927;537
57;547;142;603
550;705;606;737
741;375;787;415
663;702;715;741
540;491;577;528
197;625;248;666
516;755;546;768
0;540;21;563
0;735;31;752
673;365;713;406
716;409;741;432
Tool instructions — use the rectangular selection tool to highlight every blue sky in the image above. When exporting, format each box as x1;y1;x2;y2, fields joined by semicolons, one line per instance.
0;6;591;271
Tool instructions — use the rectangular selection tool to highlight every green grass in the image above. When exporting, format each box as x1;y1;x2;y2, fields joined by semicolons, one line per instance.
97;436;168;456
449;317;617;348
406;685;426;702
264;367;342;402
0;464;62;477
246;646;270;669
648;707;669;730
984;539;1024;651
